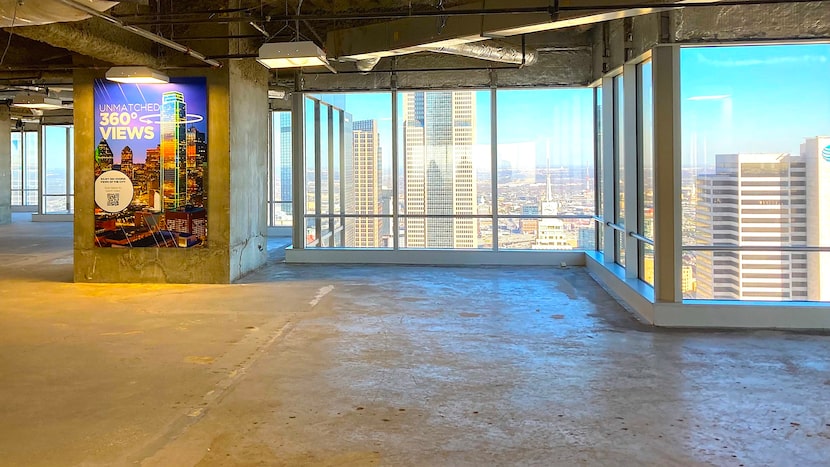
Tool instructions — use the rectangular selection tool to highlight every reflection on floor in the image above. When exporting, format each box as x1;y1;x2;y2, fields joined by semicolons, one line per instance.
1;215;829;466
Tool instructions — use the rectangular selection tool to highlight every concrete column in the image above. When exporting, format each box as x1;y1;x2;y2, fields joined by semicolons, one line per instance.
228;59;269;280
0;105;9;224
73;60;269;283
652;45;682;302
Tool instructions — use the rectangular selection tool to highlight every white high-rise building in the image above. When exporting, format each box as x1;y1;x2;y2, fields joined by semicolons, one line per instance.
402;91;477;248
694;153;807;300
352;119;382;247
803;136;830;301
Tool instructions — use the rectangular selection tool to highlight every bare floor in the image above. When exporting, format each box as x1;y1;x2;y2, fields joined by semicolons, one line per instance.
1;214;829;466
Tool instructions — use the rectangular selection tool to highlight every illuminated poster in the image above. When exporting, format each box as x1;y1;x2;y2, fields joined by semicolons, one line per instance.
93;78;207;248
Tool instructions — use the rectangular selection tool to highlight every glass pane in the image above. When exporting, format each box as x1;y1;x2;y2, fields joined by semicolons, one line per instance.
309;92;392;248
11;132;22;205
43;126;67;196
595;86;604;253
614;75;625;265
640;60;654;285
496;88;594;251
271;111;292;226
320;104;330;215
304;98;317;218
681;43;830;302
24;132;39;207
497;217;594;250
398;90;490;249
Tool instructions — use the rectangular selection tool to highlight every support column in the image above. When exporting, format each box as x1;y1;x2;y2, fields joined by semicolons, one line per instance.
73;60;269;283
652;45;682;302
0;105;9;224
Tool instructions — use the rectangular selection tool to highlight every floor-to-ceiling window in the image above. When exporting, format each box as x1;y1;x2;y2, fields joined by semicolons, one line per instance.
10;128;39;209
298;88;594;252
594;86;604;253
681;43;830;302
638;59;655;285
303;93;393;248
42;125;74;214
613;75;626;266
269;111;292;227
496;88;594;251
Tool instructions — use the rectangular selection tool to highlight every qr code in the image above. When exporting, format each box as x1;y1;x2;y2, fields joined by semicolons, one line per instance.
107;193;120;207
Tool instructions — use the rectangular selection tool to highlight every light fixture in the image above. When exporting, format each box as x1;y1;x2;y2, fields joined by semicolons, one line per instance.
105;66;170;84
12;92;63;110
268;88;287;99
256;41;336;73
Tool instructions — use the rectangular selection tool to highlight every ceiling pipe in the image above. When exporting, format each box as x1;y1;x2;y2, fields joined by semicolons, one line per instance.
354;39;537;72
425;40;538;67
55;0;222;67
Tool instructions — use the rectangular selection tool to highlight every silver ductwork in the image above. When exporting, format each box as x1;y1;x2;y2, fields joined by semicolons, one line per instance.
0;0;117;27
354;39;537;71
425;40;538;66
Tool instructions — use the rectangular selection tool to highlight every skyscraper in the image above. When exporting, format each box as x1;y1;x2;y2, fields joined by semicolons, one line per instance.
279;112;292;215
802;136;830;301
95;139;113;178
402;91;477;248
352;119;382;247
694;153;807;300
120;146;133;179
160;91;187;210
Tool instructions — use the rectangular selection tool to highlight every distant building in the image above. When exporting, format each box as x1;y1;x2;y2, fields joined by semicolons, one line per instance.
95;139;113;177
352;119;382;247
402;91;476;248
694;153;807;300
802;136;830;301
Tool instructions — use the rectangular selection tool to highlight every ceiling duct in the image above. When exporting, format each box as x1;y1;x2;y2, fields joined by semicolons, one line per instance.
354;39;537;71
426;39;537;66
0;0;117;27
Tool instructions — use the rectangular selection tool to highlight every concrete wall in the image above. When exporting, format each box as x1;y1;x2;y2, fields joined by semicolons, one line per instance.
228;59;269;281
0;105;9;224
73;67;238;283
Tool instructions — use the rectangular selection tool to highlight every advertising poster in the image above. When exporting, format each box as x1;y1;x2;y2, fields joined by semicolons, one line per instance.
93;78;208;248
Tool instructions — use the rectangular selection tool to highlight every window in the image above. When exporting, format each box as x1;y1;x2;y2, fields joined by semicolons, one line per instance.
42;125;74;214
496;89;594;251
269;111;292;227
638;59;654;285
613;75;625;265
681;43;830;302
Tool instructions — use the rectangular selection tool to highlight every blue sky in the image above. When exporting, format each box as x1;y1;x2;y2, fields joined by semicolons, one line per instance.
681;43;830;167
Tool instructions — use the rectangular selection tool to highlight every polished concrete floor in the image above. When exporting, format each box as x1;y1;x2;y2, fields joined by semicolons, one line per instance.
1;214;829;466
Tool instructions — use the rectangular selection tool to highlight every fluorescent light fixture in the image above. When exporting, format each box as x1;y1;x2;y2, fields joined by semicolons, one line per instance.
257;41;336;73
268;89;286;99
12;93;63;110
105;66;169;84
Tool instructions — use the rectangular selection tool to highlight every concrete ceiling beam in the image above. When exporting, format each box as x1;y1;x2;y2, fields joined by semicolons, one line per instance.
12;19;163;68
325;0;689;61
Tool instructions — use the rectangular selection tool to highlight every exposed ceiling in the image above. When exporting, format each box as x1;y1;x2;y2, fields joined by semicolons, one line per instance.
0;0;820;123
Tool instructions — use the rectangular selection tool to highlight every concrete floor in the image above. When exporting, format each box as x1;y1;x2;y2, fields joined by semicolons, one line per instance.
1;214;829;466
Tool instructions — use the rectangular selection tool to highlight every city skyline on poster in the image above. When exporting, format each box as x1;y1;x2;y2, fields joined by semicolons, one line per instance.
93;77;208;248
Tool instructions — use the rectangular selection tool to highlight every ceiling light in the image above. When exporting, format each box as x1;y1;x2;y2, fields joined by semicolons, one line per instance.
257;41;336;73
105;66;170;84
12;93;63;110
